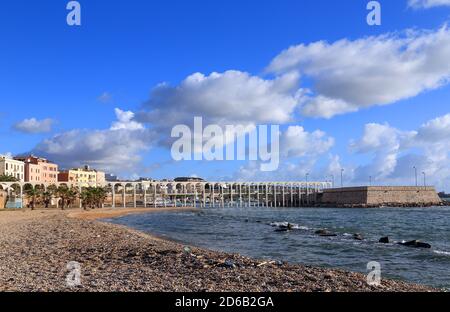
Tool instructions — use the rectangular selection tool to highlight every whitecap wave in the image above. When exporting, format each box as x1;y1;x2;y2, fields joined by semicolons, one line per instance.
269;222;309;230
433;250;450;256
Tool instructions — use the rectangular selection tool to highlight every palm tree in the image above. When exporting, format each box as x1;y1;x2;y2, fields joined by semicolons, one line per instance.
25;187;41;210
0;174;18;182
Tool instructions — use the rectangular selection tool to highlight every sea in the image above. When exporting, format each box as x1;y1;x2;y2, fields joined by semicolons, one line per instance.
105;206;450;290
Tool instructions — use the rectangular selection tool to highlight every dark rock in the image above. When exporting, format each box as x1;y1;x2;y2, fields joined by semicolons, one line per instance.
353;233;364;241
315;229;337;237
379;237;389;244
221;259;236;269
398;240;431;249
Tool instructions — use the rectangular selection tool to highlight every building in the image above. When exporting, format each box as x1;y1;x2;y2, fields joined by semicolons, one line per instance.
0;156;25;182
105;173;119;182
58;165;105;186
95;170;106;185
174;177;205;182
14;155;58;183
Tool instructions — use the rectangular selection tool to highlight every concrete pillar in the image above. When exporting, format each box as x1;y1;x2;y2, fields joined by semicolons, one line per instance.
298;185;302;207
211;184;215;207
154;186;157;208
123;185;126;208
112;186;115;208
282;184;285;207
144;186;147;208
203;185;206;208
239;184;242;207
265;184;269;207
256;184;260;207
248;184;251;207
289;183;294;207
79;186;82;209
133;185;137;208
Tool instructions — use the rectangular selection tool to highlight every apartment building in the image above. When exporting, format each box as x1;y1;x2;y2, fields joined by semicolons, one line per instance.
58;165;105;186
0;156;25;182
14;155;58;183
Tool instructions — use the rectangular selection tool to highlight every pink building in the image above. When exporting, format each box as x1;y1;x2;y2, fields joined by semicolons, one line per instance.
14;156;58;183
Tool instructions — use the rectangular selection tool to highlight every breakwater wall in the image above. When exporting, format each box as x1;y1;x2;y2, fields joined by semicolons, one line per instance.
320;186;442;207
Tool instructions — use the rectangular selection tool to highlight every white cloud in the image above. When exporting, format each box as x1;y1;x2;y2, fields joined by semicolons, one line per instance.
267;25;450;118
350;114;450;190
13;118;54;133
233;126;334;181
31;109;156;175
111;108;144;131
281;126;334;158
136;70;302;128
408;0;450;9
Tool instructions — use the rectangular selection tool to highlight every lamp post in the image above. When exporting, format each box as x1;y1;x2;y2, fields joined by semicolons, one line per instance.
422;172;427;188
413;166;418;187
340;169;344;188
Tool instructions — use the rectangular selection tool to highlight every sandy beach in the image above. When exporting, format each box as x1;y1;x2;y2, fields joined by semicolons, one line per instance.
0;208;437;292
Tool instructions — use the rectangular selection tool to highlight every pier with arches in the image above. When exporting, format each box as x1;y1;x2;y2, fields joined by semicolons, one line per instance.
0;181;333;209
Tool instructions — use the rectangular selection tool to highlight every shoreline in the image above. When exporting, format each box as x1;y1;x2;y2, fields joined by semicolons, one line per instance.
0;208;440;292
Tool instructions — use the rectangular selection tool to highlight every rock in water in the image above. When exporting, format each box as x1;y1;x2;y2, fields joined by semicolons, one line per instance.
353;233;364;241
398;240;431;249
379;237;390;244
315;229;337;237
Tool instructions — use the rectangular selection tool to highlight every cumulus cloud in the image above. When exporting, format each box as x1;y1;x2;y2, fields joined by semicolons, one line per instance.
13;118;54;133
233;126;334;181
281;126;334;158
30;109;157;175
350;114;450;190
408;0;450;9
111;108;144;131
136;70;302;128
267;25;450;118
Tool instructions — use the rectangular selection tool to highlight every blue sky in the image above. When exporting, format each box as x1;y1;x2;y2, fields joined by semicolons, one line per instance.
1;0;450;191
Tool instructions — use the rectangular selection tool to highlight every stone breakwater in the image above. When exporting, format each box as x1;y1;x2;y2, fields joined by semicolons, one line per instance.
0;209;438;292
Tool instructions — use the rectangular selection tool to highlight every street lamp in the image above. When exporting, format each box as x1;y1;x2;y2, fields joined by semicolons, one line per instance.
413;166;418;187
340;169;344;188
422;172;427;188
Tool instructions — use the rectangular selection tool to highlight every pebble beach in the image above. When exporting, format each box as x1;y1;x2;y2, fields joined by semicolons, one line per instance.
0;208;437;292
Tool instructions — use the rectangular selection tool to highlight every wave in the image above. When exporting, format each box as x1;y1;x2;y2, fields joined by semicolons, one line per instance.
270;222;309;230
433;250;450;256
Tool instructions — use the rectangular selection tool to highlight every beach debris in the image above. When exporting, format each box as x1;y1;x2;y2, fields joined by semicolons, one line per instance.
315;229;337;237
379;237;390;244
353;233;364;241
398;240;431;249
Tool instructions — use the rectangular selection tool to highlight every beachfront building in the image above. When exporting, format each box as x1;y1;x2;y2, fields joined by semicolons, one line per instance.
58;165;105;186
0;156;25;182
14;155;58;183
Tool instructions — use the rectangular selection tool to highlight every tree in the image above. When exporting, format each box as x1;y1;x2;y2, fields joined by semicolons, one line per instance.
25;187;41;210
80;187;107;210
0;175;18;182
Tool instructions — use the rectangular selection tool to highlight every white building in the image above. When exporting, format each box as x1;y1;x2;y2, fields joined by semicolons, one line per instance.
0;156;25;182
